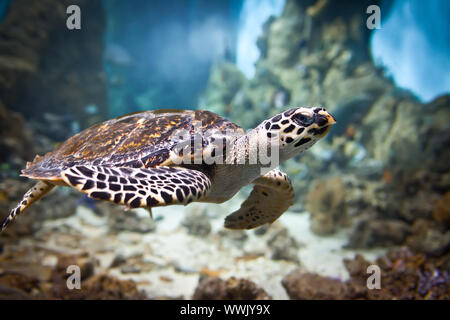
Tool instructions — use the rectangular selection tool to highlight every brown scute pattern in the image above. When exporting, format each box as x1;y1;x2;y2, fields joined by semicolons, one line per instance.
61;165;211;209
21;109;245;179
224;169;295;229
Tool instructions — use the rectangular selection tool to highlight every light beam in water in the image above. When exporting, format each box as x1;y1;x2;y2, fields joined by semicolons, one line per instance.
371;0;450;102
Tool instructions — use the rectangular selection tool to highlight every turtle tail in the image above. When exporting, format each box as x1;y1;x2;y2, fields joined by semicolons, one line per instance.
1;181;54;233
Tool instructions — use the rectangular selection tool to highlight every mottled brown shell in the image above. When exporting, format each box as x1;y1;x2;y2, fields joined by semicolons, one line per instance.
23;109;245;180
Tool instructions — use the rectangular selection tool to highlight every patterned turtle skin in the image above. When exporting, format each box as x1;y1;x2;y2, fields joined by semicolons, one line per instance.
23;109;245;180
1;107;336;232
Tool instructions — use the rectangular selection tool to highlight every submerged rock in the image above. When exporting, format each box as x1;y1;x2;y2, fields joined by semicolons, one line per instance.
92;202;156;234
0;271;40;300
0;245;147;299
406;219;450;257
120;264;142;274
283;247;449;300
333;168;450;251
433;191;450;228
282;270;347;300
0;0;108;128
0;283;32;300
217;229;248;249
33;189;79;221
203;62;246;118
181;207;212;237
193;277;272;300
347;218;412;248
52;274;147;300
344;248;450;300
306;177;347;235
266;226;299;263
52;253;97;282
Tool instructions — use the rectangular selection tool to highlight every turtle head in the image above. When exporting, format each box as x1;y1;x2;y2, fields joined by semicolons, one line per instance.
261;106;336;161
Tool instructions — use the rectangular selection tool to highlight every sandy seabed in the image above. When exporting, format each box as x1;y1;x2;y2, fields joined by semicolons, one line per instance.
11;193;386;299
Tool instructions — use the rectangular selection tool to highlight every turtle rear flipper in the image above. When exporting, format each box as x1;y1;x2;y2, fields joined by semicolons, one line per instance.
1;181;55;232
224;169;294;230
61;165;211;209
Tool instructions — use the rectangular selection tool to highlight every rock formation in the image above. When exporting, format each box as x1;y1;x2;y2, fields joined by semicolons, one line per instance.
0;0;108;129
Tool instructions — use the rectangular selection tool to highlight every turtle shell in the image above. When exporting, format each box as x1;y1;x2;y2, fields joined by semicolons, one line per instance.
23;109;245;180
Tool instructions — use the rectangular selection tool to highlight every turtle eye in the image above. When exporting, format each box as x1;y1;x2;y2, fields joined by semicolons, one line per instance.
292;113;314;127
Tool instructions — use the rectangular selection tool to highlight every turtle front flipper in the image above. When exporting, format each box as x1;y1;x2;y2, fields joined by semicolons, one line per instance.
61;165;211;210
1;181;55;232
224;169;294;230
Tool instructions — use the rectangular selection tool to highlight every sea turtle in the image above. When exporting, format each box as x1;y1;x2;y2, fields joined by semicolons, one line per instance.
1;107;335;232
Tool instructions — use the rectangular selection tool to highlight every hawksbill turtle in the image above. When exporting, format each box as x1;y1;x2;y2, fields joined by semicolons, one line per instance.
1;107;335;232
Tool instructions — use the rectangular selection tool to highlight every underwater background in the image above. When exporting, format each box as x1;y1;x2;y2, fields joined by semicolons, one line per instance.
0;0;448;299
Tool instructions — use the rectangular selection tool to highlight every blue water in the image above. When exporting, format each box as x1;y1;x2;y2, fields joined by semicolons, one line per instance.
236;0;285;78
103;0;243;117
100;0;449;115
0;0;11;22
371;0;450;102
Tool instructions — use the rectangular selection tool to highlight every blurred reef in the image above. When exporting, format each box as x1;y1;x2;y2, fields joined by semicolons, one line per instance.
203;0;450;251
0;0;448;300
0;0;107;129
201;0;449;299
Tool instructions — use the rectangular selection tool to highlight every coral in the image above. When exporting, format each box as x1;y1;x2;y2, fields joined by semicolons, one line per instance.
193;277;272;300
347;218;411;248
163;0;450;263
204;0;388;136
360;94;450;172
306;177;347;235
51;274;147;300
344;248;450;300
0;246;147;299
282;247;450;300
0;272;40;299
433;191;450;228
202;0;450;225
81;274;146;299
406;219;450;257
343;169;449;251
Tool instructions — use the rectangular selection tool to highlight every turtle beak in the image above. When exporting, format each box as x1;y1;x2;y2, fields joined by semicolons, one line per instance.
315;110;336;126
313;110;336;137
